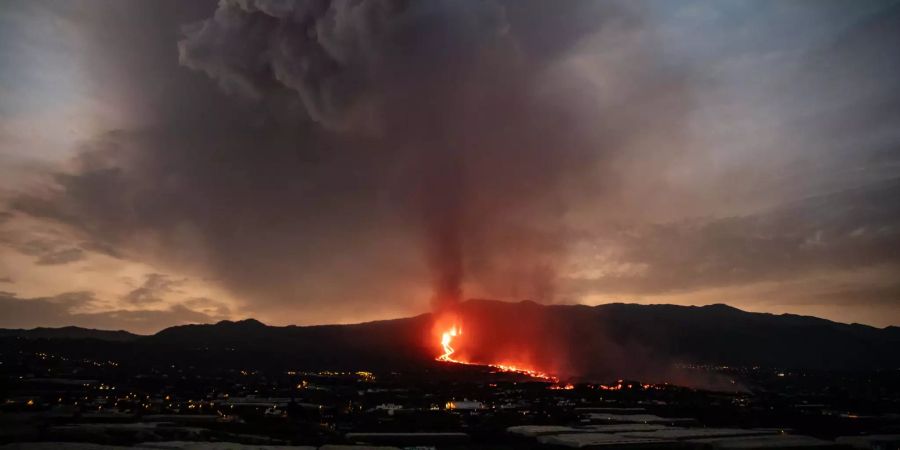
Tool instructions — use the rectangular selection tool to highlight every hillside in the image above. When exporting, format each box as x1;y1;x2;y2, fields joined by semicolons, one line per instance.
2;301;898;379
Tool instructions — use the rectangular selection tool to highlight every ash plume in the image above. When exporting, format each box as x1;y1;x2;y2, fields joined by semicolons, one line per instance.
7;0;692;323
177;0;678;310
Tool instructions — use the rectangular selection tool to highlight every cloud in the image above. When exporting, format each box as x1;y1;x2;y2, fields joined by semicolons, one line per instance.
814;282;900;308
78;240;123;258
6;237;87;266
183;296;232;317
178;0;517;130
48;290;97;307
36;247;85;265
566;179;900;296
122;273;185;305
0;290;223;334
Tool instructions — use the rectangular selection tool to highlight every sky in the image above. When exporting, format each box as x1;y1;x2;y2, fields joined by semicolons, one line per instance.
0;0;898;333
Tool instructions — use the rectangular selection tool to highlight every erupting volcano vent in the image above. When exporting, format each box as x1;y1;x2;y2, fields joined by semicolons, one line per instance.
438;325;460;362
436;322;557;382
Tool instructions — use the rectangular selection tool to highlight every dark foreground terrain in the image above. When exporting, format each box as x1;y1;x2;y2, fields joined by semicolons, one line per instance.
2;300;899;449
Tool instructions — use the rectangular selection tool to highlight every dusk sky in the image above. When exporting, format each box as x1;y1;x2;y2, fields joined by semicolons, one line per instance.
1;0;898;333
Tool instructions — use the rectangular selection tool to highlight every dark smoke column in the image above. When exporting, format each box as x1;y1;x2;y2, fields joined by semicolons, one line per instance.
178;0;611;309
419;137;466;310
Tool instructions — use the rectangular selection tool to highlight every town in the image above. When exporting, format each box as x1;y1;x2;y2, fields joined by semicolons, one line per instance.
2;347;899;449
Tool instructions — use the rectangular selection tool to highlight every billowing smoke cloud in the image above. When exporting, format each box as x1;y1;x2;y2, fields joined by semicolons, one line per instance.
175;0;678;310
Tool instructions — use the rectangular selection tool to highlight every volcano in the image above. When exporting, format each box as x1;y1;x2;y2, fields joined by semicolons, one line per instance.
431;300;900;382
3;300;898;382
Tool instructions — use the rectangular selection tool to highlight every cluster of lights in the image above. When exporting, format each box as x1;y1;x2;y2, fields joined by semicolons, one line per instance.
355;371;376;381
589;380;663;391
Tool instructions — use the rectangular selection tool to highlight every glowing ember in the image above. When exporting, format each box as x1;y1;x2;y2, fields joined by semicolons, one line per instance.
436;323;558;382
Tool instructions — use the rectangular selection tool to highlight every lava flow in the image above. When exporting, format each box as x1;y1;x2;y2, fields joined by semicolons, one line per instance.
438;325;460;362
436;324;557;382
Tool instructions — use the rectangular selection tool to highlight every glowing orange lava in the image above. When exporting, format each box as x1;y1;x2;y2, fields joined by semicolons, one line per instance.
436;324;558;382
438;325;460;362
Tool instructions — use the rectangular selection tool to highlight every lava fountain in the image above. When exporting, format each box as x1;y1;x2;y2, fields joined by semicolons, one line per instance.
436;322;557;382
438;325;460;362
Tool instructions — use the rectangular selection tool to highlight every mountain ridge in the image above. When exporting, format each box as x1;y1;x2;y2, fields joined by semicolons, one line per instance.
2;300;896;339
2;300;897;377
0;325;142;341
